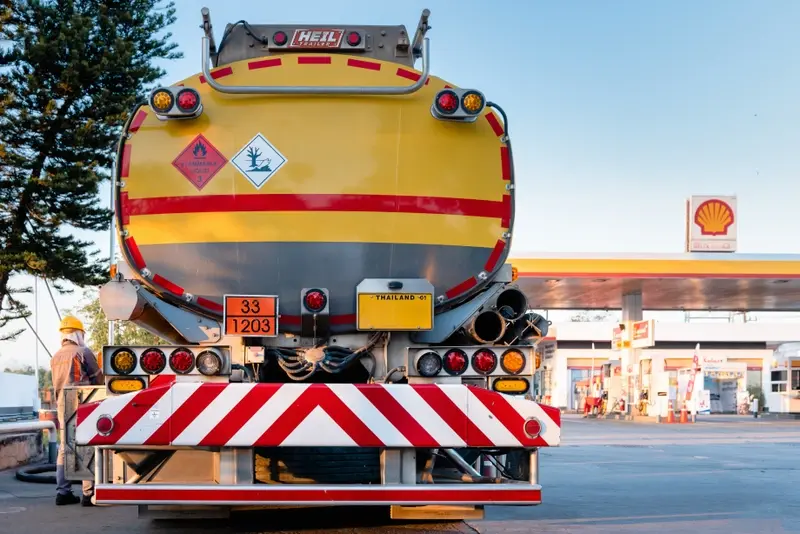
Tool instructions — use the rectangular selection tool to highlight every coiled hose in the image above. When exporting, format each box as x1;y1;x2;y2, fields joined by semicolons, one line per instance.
274;332;383;381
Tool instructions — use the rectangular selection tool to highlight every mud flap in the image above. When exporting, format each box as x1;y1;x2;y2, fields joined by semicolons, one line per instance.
63;386;108;481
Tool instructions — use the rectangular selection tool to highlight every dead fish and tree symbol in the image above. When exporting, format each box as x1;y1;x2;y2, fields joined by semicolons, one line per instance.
245;146;272;173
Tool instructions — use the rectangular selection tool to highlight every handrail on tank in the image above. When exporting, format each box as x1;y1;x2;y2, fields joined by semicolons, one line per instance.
200;35;431;96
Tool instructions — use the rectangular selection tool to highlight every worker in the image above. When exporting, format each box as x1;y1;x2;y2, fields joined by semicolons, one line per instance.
50;315;103;506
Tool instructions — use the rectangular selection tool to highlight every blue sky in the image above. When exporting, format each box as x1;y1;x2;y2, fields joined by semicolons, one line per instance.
2;0;800;369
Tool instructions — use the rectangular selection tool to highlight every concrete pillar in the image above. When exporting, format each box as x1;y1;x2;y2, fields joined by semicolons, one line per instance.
621;292;642;417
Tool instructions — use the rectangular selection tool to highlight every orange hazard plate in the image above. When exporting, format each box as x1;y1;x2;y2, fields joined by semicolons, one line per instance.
223;295;279;337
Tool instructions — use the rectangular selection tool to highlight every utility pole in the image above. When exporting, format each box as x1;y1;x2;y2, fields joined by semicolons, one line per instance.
34;277;41;411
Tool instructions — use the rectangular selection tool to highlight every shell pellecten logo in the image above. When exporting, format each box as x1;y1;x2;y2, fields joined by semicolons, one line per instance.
694;199;734;236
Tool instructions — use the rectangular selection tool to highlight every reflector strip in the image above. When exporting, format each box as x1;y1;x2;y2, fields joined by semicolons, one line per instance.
196;297;223;312
120;144;132;178
484;239;507;272
485;113;504;136
248;58;282;70
94;484;542;506
396;68;430;85
124;236;146;269
500;146;511;180
445;276;478;299
501;194;511;228
129;110;147;133
199;66;233;83
347;58;381;71
119;191;131;225
151;274;184;296
298;56;331;65
76;383;561;448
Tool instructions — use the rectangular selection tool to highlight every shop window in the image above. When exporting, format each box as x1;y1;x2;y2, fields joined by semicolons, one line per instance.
791;370;800;391
746;370;762;390
771;370;787;382
771;369;788;393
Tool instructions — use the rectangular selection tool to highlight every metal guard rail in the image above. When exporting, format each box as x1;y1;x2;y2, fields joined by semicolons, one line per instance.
200;35;431;96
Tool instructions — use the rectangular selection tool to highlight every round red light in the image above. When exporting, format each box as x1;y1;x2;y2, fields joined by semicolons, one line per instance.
346;32;361;46
96;415;114;436
436;91;459;114
176;89;199;111
169;349;195;374
304;289;327;312
471;349;497;375
140;349;166;374
273;31;288;46
524;418;542;438
443;349;468;375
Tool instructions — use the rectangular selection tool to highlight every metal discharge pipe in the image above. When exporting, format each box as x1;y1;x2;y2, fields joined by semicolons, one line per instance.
467;310;507;344
495;288;528;322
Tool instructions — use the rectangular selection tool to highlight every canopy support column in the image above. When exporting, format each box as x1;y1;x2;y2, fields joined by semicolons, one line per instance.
621;292;642;417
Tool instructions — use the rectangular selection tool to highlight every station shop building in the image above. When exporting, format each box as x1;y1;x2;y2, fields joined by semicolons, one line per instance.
539;321;800;414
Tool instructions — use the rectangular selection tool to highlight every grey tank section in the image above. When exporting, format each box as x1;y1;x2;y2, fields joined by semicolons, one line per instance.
141;241;492;332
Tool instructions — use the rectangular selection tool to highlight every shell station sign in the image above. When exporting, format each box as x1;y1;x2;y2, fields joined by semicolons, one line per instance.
685;195;738;252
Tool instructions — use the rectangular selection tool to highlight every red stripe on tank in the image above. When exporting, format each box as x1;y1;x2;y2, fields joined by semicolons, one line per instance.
119;191;131;225
396;68;430;85
120;144;132;178
123;194;506;220
500;146;511;180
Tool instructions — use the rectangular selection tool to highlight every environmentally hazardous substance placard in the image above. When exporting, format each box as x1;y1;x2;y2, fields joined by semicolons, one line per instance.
172;134;228;191
231;133;288;189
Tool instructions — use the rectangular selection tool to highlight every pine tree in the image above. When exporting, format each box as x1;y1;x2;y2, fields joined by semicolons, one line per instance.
0;0;181;340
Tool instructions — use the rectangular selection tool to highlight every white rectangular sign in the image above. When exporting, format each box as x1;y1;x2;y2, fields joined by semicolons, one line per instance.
686;195;737;252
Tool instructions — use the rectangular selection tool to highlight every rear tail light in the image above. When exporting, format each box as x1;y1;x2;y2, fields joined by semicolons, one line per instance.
524;417;542;438
108;377;145;394
110;349;136;375
150;89;174;113
273;31;288;46
140;348;167;374
501;349;526;375
435;90;459;115
169;348;195;374
416;351;442;377
196;350;222;376
176;88;201;113
493;377;529;395
460;91;485;115
96;415;114;436
346;31;361;46
303;289;328;313
471;349;498;375
443;349;468;376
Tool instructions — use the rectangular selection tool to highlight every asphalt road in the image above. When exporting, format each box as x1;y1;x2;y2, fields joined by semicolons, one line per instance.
2;415;799;534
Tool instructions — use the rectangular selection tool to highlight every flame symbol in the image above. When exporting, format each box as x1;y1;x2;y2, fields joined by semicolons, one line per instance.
193;142;207;158
694;199;734;236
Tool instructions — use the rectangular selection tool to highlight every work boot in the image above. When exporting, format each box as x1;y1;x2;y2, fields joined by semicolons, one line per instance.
81;495;95;507
56;492;80;506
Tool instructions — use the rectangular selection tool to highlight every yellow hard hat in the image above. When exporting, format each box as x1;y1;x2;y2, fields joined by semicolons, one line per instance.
59;315;84;333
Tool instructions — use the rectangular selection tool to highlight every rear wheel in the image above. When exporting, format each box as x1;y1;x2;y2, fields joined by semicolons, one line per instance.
255;447;381;484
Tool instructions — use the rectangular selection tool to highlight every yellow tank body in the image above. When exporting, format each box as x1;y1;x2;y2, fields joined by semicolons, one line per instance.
117;52;513;333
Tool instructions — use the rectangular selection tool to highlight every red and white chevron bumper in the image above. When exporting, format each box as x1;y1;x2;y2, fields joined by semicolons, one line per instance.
76;383;561;448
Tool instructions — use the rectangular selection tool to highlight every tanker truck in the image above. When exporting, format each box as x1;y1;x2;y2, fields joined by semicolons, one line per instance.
66;7;561;521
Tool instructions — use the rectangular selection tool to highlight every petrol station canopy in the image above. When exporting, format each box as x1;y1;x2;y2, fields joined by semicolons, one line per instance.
510;253;800;311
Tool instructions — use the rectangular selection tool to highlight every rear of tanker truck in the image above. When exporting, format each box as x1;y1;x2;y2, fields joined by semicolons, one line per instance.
66;7;561;521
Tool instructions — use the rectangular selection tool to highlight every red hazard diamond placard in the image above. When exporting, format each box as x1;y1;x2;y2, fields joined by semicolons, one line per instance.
172;134;228;191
